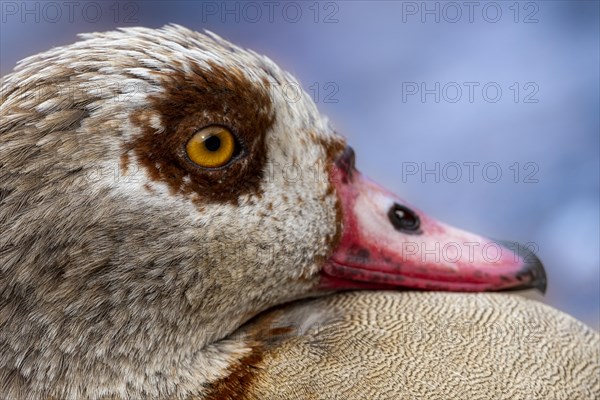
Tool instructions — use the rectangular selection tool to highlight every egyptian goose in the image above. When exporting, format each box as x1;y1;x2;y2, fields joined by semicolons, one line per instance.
0;25;597;399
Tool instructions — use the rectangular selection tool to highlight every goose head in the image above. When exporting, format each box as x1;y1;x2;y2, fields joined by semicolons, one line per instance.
0;25;545;397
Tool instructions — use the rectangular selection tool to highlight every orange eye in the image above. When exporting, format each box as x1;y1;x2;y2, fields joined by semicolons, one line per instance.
186;126;236;168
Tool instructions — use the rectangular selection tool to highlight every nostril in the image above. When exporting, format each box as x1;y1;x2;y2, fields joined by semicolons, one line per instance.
388;203;421;234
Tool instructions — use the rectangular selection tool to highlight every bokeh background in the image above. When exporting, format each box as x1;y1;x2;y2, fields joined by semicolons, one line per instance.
1;1;598;328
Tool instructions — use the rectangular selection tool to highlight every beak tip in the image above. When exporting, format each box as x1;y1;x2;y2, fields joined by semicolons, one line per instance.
495;239;548;295
518;245;547;295
527;256;548;295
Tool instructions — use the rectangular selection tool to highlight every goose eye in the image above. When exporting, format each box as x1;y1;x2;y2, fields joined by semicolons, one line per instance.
186;126;236;168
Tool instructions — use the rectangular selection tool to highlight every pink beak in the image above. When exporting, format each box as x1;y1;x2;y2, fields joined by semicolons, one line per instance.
320;147;547;293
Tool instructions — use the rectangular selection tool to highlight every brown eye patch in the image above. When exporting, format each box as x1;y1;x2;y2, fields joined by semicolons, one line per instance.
127;60;274;205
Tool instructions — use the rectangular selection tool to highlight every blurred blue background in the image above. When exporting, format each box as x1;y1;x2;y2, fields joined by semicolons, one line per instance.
1;1;598;328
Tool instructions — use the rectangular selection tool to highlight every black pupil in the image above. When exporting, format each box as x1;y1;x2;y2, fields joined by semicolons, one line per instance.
204;135;221;152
